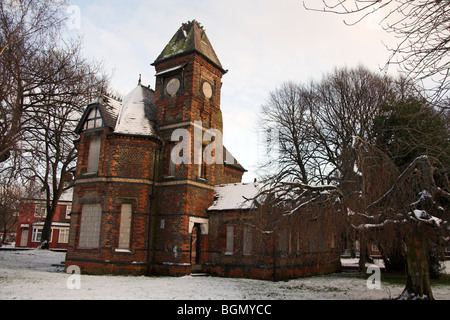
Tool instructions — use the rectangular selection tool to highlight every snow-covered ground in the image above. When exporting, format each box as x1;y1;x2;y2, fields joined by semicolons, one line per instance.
0;249;449;300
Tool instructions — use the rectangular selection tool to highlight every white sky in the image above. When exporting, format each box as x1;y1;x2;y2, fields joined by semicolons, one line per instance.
67;0;399;182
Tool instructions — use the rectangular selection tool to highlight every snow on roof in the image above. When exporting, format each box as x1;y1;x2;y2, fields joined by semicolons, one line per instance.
100;95;122;128
208;182;261;211
114;84;158;137
59;188;73;202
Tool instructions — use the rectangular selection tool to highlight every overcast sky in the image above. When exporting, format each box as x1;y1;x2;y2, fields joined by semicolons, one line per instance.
68;0;398;182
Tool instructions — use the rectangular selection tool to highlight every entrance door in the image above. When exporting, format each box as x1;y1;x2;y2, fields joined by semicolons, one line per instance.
190;224;201;266
20;228;29;247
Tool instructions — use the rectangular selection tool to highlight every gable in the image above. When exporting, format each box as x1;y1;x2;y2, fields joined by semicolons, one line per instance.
75;95;122;134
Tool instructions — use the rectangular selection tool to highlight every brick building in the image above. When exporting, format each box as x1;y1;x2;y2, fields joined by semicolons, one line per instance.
65;20;342;279
16;189;72;249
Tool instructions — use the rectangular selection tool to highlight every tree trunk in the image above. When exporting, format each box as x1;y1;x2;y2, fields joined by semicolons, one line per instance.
399;228;434;299
39;206;56;250
272;234;278;282
380;242;406;273
359;236;367;273
1;226;7;245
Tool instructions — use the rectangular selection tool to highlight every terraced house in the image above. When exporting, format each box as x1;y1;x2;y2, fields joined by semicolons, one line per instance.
65;20;342;280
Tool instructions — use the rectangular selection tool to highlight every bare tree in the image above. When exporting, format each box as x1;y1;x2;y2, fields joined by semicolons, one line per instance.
309;66;393;187
258;81;316;184
353;137;449;299
0;170;21;245
1;0;108;249
18;41;107;249
303;0;450;101
0;0;67;162
257;64;449;298
258;66;393;186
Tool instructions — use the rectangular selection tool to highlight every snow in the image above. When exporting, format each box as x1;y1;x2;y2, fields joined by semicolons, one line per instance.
410;209;442;226
208;183;261;211
1;249;449;300
114;85;157;137
59;188;73;202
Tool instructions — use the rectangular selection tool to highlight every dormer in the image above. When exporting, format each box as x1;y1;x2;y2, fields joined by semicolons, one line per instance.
75;95;122;135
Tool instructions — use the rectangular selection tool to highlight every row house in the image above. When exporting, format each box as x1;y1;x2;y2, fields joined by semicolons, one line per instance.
16;190;72;249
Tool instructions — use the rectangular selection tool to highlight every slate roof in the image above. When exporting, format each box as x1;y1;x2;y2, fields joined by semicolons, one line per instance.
99;95;122;129
76;85;159;138
114;84;158;137
153;20;225;72
74;94;121;133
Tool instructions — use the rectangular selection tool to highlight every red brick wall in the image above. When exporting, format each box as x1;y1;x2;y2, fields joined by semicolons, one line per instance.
65;125;160;275
204;208;343;280
16;200;71;249
66;42;248;277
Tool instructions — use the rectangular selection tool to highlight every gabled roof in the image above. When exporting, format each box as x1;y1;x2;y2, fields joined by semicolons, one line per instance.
153;20;225;73
208;182;261;211
75;95;121;134
100;96;122;128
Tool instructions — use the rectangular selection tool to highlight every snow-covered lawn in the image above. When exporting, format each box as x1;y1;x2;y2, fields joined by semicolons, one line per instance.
0;249;449;300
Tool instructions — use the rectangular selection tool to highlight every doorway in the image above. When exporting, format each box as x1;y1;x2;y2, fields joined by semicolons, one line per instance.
20;227;29;247
190;223;201;266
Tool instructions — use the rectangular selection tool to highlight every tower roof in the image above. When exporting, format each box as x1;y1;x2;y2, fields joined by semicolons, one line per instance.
153;20;224;72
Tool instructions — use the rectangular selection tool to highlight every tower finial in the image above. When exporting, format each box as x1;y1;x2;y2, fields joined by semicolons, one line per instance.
138;74;142;85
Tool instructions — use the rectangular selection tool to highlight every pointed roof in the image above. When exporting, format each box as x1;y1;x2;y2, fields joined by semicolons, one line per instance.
153;20;225;72
114;84;158;137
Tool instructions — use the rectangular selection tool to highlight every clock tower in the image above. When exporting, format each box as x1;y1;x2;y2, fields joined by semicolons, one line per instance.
150;20;229;274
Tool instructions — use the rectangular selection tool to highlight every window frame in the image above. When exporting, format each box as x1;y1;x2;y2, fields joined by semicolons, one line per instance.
83;107;104;131
225;225;234;255
34;203;47;218
58;228;69;244
243;225;253;256
31;227;53;243
87;136;101;174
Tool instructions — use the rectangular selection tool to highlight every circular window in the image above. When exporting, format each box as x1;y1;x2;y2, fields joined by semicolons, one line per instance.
166;78;180;96
202;82;213;99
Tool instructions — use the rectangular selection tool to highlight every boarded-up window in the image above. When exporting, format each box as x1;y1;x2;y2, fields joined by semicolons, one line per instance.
225;225;234;255
118;204;132;250
309;224;316;252
78;204;102;249
169;145;176;176
243;226;252;256
279;228;287;257
318;230;326;252
87;137;101;173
